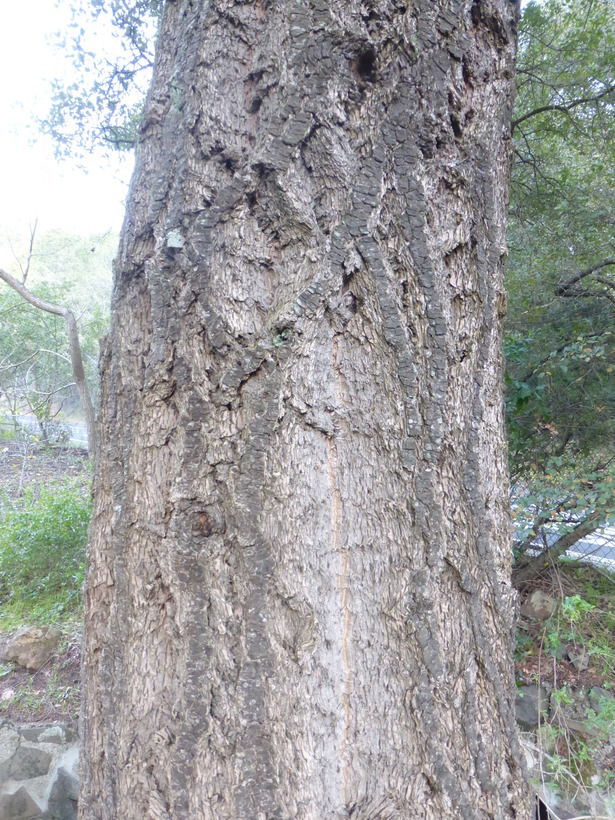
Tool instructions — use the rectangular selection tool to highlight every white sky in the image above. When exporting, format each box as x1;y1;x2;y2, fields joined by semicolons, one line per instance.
0;0;132;238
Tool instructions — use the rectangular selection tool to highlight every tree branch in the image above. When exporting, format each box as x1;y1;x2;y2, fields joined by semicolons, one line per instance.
512;84;615;133
556;259;615;295
514;509;605;585
0;266;98;459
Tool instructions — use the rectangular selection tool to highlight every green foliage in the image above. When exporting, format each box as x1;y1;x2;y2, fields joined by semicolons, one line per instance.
507;0;615;551
512;453;615;546
0;480;91;620
43;0;162;156
588;693;615;737
543;595;595;657
542;592;615;676
560;594;594;625
518;570;615;801
534;683;615;795
0;226;115;430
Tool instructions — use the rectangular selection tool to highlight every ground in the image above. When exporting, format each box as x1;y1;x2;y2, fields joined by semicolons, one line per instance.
516;564;615;692
0;437;89;500
0;630;81;723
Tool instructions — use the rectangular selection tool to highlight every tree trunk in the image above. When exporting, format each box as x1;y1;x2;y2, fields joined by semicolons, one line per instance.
82;1;531;817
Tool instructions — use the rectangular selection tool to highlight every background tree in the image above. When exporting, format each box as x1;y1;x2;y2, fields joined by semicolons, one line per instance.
81;0;531;817
0;285;76;444
43;0;162;156
505;0;615;573
0;226;114;456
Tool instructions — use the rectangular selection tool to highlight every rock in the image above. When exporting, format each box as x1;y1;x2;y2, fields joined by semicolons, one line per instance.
567;646;589;672
0;731;19;770
45;749;79;820
19;725;67;746
1;628;61;672
520;590;557;621
0;786;41;819
548;686;601;736
0;724;79;819
536;724;557;755
46;769;78;820
537;785;578;820
4;745;52;781
516;685;548;729
589;686;614;711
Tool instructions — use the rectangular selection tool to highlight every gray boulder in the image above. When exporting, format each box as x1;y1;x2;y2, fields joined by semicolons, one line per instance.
516;685;548;729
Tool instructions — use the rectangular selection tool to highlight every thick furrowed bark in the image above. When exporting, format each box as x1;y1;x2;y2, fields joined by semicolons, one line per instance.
82;1;531;817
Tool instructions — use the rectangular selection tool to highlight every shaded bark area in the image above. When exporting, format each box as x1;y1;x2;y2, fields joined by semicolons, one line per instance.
82;0;531;817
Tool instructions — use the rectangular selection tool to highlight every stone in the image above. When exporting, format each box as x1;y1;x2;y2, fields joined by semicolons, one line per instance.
0;786;41;819
520;590;557;621
515;685;548;729
0;725;79;820
7;746;52;780
46;764;79;820
536;724;556;755
0;627;61;672
567;646;589;672
19;725;66;746
0;731;19;769
589;686;614;712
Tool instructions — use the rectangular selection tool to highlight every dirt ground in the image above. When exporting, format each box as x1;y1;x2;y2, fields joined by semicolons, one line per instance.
0;631;81;723
0;437;90;499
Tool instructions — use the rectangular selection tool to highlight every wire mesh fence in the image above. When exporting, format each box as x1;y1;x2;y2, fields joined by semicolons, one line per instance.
516;520;615;570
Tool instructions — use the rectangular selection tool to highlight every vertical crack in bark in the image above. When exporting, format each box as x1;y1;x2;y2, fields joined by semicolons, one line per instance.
233;367;281;819
327;332;352;804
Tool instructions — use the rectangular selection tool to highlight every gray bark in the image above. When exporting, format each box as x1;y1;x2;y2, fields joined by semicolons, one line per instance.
82;0;531;817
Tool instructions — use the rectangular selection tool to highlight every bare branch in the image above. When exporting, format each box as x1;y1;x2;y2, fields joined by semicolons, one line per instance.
0;266;98;458
556;259;615;295
23;219;38;284
0;267;65;317
512;84;615;134
26;382;77;397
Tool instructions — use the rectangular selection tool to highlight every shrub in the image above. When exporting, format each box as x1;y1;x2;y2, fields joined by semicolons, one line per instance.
0;480;91;617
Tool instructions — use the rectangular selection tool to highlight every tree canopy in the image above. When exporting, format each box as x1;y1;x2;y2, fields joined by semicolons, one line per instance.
43;0;161;156
505;0;615;559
